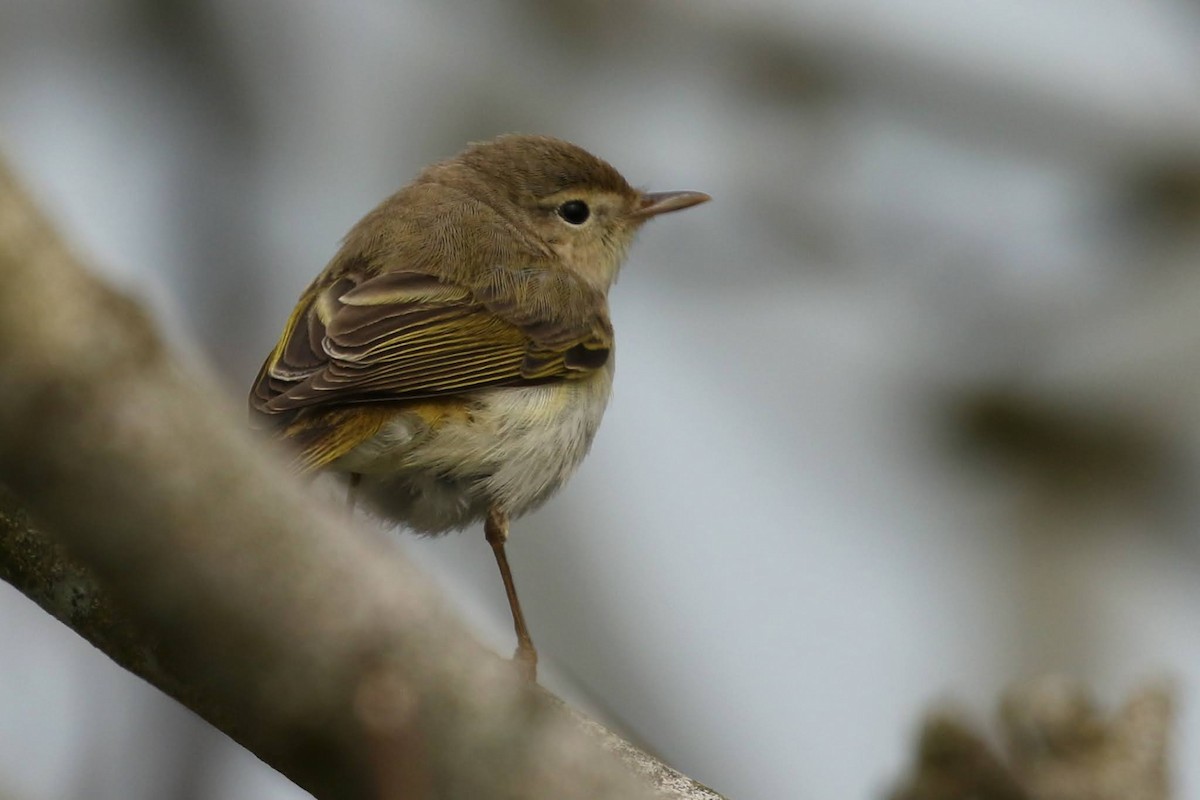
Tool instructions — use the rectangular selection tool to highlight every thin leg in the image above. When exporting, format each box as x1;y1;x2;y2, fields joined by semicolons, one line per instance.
484;507;538;680
347;472;362;513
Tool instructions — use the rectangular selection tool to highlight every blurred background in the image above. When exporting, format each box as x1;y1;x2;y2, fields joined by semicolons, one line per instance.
3;1;1200;798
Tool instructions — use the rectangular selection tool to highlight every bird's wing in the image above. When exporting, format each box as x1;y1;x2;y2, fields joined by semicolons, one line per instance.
249;266;610;469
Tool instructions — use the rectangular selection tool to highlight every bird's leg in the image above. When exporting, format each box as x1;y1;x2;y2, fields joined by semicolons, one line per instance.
484;507;538;680
347;472;362;513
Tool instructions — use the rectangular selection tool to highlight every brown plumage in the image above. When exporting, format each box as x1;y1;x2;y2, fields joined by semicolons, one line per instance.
250;134;709;678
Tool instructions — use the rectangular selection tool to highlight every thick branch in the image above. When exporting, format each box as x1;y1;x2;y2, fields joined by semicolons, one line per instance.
0;157;725;800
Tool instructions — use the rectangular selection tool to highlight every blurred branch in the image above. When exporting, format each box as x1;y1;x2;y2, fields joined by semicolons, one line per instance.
0;156;726;800
889;677;1173;800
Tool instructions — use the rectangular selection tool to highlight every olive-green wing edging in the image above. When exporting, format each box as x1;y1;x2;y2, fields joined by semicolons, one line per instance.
248;267;612;423
278;405;392;473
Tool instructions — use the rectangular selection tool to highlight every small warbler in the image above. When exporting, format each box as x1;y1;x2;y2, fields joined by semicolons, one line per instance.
249;134;708;678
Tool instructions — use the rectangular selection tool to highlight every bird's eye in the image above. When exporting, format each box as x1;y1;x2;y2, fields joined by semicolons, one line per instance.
556;200;590;225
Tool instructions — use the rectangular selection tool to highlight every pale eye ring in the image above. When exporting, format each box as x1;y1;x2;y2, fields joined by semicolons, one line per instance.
556;199;590;225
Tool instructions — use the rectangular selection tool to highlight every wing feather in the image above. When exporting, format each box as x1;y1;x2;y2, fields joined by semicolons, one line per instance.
249;267;611;429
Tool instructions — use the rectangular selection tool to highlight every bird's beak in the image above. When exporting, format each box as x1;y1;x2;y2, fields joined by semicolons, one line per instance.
633;190;711;219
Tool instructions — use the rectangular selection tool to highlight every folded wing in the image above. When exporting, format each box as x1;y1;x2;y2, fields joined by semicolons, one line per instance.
250;266;611;434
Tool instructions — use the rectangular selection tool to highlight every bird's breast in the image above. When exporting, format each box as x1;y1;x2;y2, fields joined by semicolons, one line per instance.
344;361;614;532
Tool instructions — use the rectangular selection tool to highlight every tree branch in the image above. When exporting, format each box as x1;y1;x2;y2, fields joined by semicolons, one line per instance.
0;156;726;800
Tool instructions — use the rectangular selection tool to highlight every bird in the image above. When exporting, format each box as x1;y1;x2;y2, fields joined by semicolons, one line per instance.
249;134;709;679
